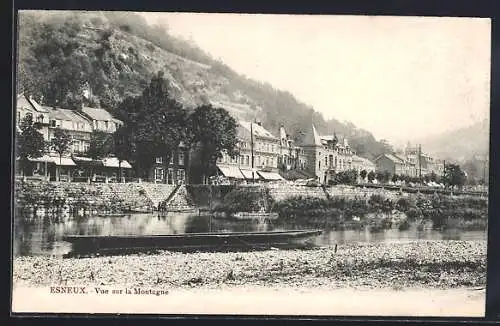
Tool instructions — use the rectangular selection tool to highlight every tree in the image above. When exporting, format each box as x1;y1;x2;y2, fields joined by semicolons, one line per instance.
50;127;73;181
429;171;438;183
391;174;399;183
136;71;189;183
86;130;113;180
16;115;46;176
360;169;367;181
443;163;467;189
367;171;376;183
113;124;133;182
187;104;238;183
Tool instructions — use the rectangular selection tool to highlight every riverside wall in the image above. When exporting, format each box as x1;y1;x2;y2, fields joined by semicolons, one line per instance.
14;179;475;218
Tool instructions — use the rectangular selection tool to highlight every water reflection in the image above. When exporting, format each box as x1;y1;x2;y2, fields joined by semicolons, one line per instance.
13;212;488;257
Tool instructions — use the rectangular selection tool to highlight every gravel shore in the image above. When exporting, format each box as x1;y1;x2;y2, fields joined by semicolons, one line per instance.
13;240;487;290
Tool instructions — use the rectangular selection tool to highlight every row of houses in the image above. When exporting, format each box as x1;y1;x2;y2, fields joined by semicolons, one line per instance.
214;122;377;184
16;94;443;185
374;145;445;178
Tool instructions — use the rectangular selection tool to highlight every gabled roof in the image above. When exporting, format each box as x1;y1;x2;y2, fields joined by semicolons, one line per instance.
239;121;277;140
81;107;118;122
352;155;375;166
48;108;92;124
375;153;405;164
16;94;49;113
301;124;322;146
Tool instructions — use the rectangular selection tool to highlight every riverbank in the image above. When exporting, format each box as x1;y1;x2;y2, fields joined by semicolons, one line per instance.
13;240;486;290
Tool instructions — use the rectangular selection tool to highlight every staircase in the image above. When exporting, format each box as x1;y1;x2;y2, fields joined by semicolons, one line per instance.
139;183;177;208
164;185;196;210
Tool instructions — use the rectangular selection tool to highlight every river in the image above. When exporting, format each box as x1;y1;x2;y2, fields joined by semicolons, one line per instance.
13;212;487;257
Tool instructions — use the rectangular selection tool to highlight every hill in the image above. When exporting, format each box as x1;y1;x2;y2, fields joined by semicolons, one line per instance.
17;11;388;160
415;119;489;163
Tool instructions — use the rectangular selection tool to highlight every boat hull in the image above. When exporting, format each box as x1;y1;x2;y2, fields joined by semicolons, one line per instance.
62;230;322;254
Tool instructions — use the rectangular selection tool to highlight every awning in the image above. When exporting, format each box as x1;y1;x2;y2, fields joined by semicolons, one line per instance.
53;157;76;166
73;156;104;166
102;157;132;169
257;171;285;181
217;165;245;179
28;155;76;166
240;169;260;180
28;155;55;163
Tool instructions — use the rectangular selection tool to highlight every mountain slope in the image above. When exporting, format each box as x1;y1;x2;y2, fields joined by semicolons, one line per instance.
416;119;490;163
17;11;388;160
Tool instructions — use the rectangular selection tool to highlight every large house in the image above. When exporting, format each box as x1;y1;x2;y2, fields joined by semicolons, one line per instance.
215;121;284;184
299;124;355;184
15;95;132;182
278;125;308;171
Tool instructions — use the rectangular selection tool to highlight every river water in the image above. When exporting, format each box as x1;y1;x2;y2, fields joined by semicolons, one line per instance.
13;212;487;257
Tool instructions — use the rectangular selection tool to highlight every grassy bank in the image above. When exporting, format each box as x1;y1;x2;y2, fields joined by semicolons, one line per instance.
272;193;488;231
13;240;486;290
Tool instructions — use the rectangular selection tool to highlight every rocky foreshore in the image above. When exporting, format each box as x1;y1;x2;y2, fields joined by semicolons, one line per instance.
13;240;486;290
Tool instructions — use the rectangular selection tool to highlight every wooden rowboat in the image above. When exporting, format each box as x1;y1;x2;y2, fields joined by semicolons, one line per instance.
62;230;323;254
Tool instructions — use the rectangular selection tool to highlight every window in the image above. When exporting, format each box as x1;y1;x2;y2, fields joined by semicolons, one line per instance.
167;168;174;184
155;168;164;182
26;112;33;120
265;157;269;166
169;155;174;164
319;161;321;169
156;157;163;164
178;152;185;166
105;121;109;129
256;156;260;166
240;156;244;165
270;158;274;167
245;155;250;166
50;120;57;127
177;169;185;184
325;157;328;166
37;115;44;123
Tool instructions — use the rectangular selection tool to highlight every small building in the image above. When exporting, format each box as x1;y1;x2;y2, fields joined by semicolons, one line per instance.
148;144;189;185
352;155;376;174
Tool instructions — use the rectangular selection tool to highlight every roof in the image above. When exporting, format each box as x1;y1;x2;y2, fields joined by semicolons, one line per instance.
375;153;405;164
301;124;322;146
16;94;49;113
239;121;277;140
352;155;375;166
256;171;285;181
81;107;119;122
102;157;132;169
48;108;91;124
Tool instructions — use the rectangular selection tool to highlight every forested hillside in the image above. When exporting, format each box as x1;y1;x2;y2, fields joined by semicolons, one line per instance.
17;11;388;159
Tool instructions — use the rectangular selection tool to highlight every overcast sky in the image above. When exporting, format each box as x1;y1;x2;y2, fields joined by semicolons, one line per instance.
139;13;491;144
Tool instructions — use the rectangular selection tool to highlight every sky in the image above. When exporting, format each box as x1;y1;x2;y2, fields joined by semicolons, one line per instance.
139;13;491;144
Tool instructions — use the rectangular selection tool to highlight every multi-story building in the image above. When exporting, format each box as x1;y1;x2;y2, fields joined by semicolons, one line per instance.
150;144;189;185
215;121;283;183
278;125;308;171
299;124;355;184
16;93;51;140
404;145;444;177
15;95;132;182
79;106;123;134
